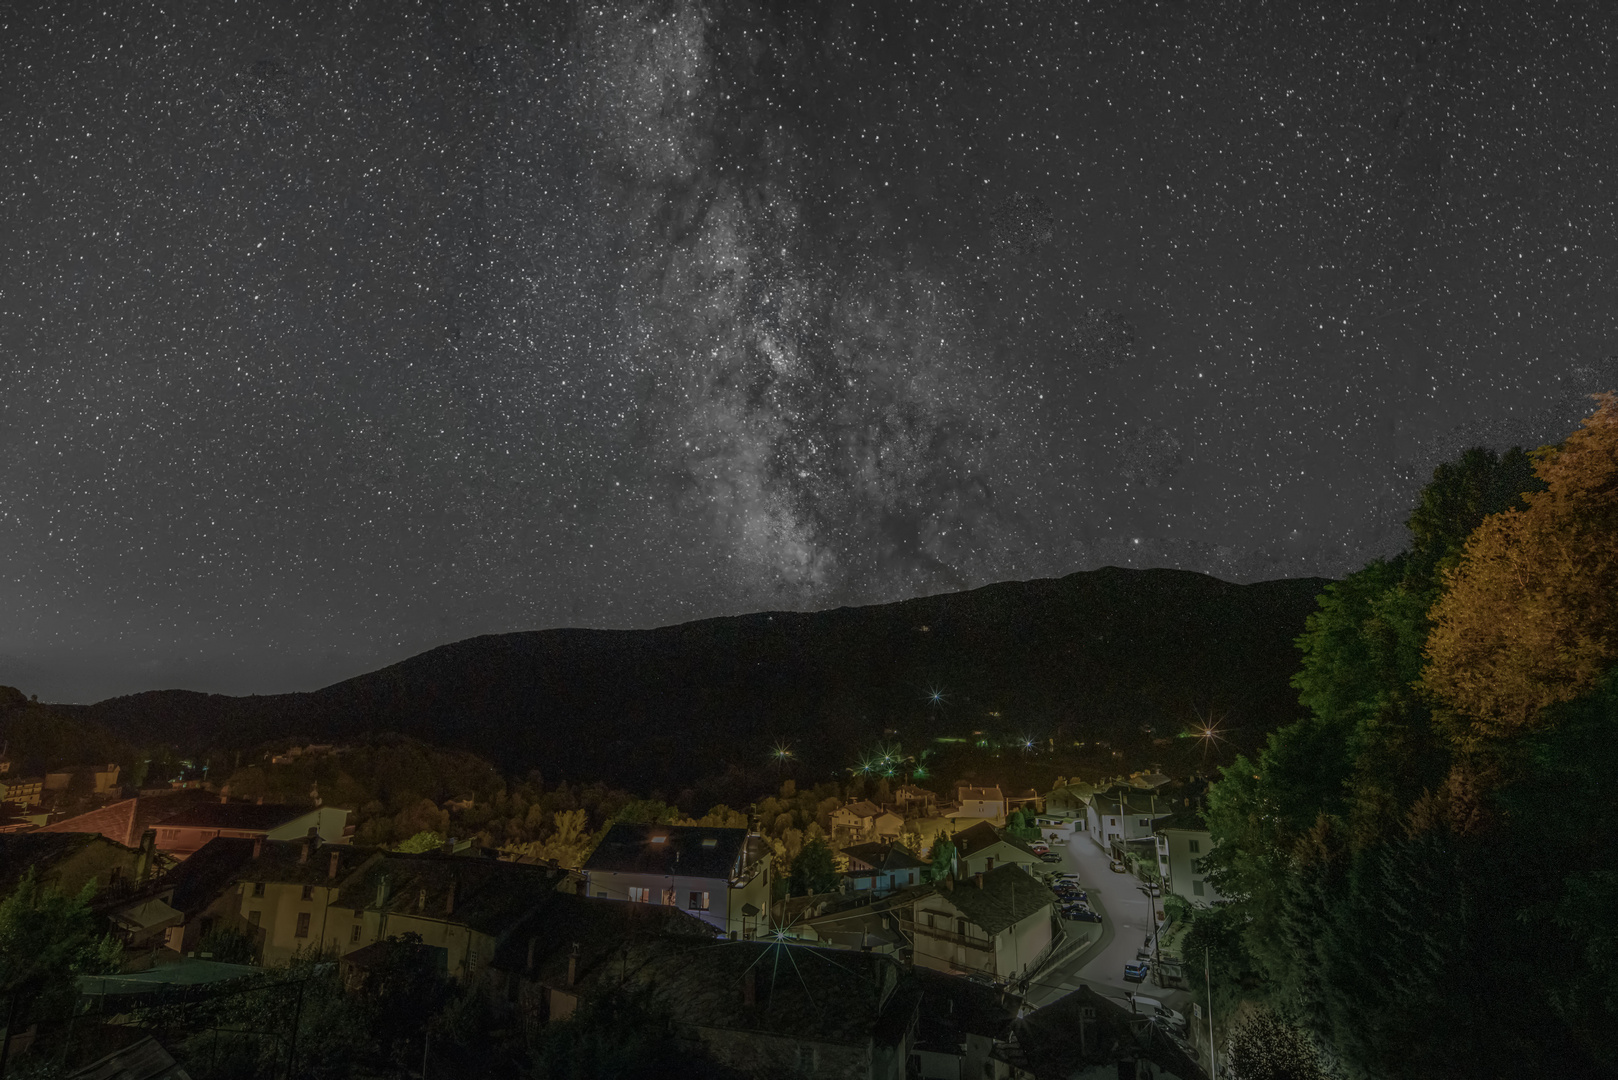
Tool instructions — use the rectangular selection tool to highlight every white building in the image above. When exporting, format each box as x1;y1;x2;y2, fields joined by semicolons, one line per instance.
581;824;772;939
1154;811;1225;906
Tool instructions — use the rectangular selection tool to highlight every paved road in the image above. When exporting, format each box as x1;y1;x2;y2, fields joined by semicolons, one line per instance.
1024;819;1188;1016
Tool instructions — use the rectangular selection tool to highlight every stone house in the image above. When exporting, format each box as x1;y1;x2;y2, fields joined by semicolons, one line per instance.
907;865;1058;984
582;824;772;939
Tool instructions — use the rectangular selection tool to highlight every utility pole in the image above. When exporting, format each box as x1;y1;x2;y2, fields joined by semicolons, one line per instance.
1204;946;1217;1079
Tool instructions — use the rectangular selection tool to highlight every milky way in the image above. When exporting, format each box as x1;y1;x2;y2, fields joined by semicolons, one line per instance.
3;0;1616;701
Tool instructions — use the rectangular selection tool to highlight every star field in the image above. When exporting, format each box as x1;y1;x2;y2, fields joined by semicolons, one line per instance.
2;0;1615;701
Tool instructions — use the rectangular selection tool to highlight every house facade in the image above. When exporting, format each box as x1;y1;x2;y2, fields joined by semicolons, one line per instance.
907;866;1058;983
951;822;1038;879
582;824;772;939
830;800;884;837
1085;790;1171;850
1155;811;1225;906
842;842;927;896
949;785;1006;824
1042;782;1099;818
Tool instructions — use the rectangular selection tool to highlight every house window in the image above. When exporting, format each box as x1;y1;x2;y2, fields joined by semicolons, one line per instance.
986;856;995;871
1189;839;1201;854
295;912;311;938
926;912;936;928
1193;880;1205;897
1138;818;1150;827
350;924;362;944
908;872;915;885
956;918;968;938
1109;818;1117;827
248;910;261;927
628;887;650;903
702;838;718;848
661;887;677;906
649;836;667;844
597;892;607;899
688;892;710;911
301;885;314;901
1160;854;1169;864
252;883;265;898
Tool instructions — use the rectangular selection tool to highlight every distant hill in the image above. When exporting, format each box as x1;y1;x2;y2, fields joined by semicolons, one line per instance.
69;567;1330;791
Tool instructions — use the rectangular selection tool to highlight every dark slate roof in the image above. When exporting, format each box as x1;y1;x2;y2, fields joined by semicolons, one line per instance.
153;837;258;915
582;824;757;881
151;802;309;831
843;842;928;874
238;840;381;886
0;832;129;892
953;822;1037;860
575;936;916;1049
489;891;718;984
1011;983;1207;1080
937;864;1056;935
913;966;1016;1045
1153;810;1209;833
334;852;568;938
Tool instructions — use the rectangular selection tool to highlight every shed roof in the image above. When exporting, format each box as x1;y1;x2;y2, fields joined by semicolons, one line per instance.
334;852;568;938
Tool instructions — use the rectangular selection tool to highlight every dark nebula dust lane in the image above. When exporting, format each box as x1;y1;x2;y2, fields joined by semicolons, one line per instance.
2;0;1615;701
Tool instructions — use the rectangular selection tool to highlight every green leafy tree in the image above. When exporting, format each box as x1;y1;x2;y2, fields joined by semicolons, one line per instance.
925;839;956;883
0;870;122;1023
1221;1008;1333;1080
393;831;444;853
788;838;841;896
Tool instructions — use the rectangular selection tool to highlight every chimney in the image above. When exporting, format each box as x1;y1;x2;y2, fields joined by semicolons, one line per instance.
975;872;984;890
219;794;229;804
252;837;263;859
526;937;538;974
376;875;390;908
257;796;264;805
445;880;456;917
135;828;157;884
299;838;311;864
567;943;580;987
743;965;756;1007
328;850;341;880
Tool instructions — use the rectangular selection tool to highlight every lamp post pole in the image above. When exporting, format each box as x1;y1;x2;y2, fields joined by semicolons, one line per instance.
1205;946;1217;1079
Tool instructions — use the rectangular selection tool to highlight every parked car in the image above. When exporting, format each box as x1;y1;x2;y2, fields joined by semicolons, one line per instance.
1065;909;1103;923
1138;882;1162;896
1130;995;1187;1035
1038;852;1062;863
1109;860;1128;874
1031;842;1050;854
1124;961;1151;982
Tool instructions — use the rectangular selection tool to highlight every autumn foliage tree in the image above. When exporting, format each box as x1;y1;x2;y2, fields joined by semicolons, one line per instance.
1423;393;1618;738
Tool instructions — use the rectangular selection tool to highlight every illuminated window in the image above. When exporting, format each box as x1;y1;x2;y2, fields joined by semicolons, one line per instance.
649;836;667;844
628;887;650;903
295;912;311;938
688;892;709;911
702;838;718;848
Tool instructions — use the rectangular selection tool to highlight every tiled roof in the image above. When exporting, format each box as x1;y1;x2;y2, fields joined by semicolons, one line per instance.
1152;809;1209;833
1011;983;1206;1080
952;822;1037;860
840;800;883;818
334;852;568;938
842;842;928;874
234;839;380;887
582;824;756;881
914;966;1016;1043
153;837;258;915
574;936;914;1048
490;891;717;984
957;786;1003;801
935;864;1057;936
40;791;254;847
152;802;310;831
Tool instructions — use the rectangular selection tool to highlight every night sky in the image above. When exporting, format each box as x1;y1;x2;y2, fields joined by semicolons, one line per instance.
3;0;1615;703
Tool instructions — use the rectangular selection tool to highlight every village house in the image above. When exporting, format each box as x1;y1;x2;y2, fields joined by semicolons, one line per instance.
951;821;1039;878
0;829;159;900
1005;788;1042;815
1085;789;1173;852
1042;779;1100;818
582;823;772;939
147;800;352;858
0;775;44;808
893;785;938;815
948;784;1006;825
136;836;264;956
44;763;122;797
1154;810;1225;906
240;841;573;974
1005;983;1207;1079
488;891;717;1023
564;935;920;1080
830;799;885;837
842;842;928;897
35;788;225;850
911;966;1018;1080
907;865;1058;983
